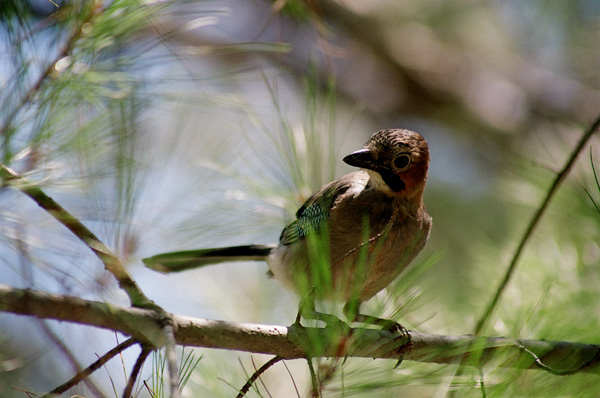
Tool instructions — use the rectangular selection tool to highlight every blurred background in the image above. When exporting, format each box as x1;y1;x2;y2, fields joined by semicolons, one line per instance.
0;0;599;396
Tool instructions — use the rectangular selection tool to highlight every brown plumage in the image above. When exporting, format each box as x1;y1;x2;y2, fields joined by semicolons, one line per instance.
267;129;431;303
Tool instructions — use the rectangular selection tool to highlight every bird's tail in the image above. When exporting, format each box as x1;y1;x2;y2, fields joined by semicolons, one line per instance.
142;244;275;274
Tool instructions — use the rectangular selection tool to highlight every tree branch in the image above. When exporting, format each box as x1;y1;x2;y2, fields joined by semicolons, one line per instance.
163;322;181;398
474;114;600;335
124;344;152;398
1;284;598;375
0;163;153;308
45;338;137;397
1;158;180;395
236;356;283;398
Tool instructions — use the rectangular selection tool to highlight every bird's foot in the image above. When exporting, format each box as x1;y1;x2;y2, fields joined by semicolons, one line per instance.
342;303;412;367
290;302;352;360
386;321;412;368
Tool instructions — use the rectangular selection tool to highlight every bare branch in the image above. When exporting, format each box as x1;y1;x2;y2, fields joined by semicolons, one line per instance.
1;284;598;375
123;344;152;398
475;114;600;335
45;338;137;397
0;283;166;346
38;320;106;398
163;322;181;398
236;356;282;398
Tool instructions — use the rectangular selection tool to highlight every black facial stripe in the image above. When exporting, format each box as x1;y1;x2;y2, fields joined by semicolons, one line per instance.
378;169;405;192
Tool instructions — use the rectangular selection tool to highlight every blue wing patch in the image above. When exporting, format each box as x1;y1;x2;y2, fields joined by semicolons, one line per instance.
279;203;329;245
278;177;354;246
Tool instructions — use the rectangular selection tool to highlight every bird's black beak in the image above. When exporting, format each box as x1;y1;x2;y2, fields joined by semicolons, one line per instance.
343;148;376;170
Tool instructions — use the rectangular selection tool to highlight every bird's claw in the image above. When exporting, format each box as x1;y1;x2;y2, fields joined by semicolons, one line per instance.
387;322;412;368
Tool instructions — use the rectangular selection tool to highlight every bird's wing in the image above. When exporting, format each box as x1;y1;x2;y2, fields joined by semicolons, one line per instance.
278;175;356;246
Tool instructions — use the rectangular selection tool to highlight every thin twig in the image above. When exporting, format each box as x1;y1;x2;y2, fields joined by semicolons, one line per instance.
0;164;152;308
162;323;181;398
38;320;106;398
44;338;137;397
584;150;600;215
123;344;152;398
306;357;321;398
143;380;159;398
251;355;273;398
474;114;600;335
236;356;283;398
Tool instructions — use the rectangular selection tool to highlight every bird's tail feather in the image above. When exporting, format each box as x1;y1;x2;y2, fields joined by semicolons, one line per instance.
142;244;275;273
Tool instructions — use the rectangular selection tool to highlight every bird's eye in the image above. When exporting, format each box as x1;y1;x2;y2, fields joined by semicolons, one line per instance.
393;154;411;169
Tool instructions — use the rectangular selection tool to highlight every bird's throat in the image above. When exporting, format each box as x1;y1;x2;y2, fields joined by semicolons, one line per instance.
378;169;406;192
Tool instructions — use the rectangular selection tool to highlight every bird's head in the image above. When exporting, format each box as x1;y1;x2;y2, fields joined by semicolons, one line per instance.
343;129;430;203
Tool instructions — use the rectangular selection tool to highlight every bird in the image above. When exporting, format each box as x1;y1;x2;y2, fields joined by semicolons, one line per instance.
144;129;431;330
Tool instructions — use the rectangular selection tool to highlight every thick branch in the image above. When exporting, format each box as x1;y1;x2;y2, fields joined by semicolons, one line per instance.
0;283;166;347
1;284;598;374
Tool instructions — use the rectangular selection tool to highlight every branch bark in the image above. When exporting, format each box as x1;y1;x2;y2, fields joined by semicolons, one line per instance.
1;283;598;375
